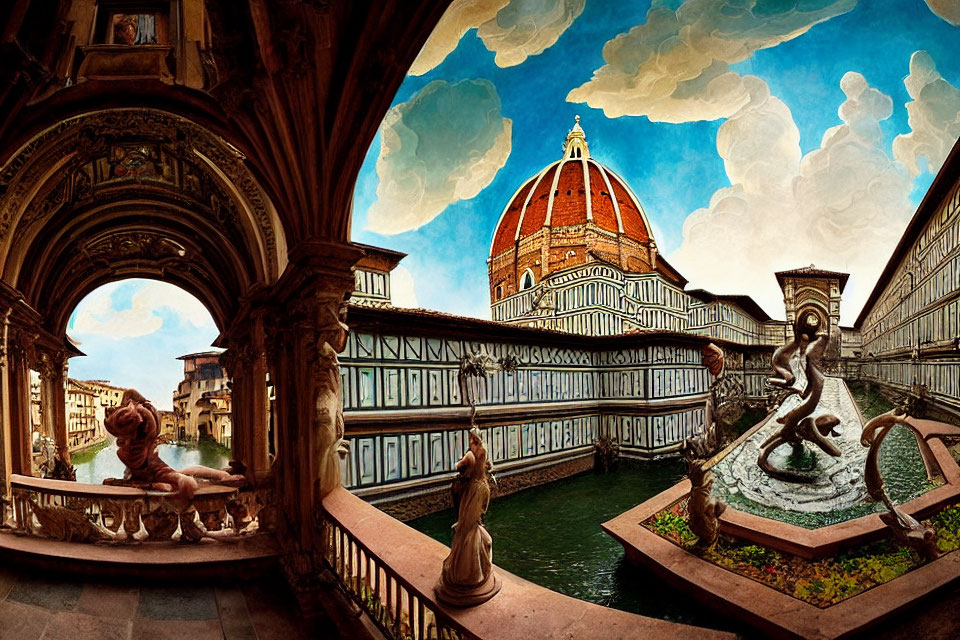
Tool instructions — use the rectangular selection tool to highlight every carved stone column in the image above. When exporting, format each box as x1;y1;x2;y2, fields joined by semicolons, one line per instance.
264;242;359;556
7;329;37;476
267;289;349;548
37;349;74;477
220;318;270;482
0;309;12;518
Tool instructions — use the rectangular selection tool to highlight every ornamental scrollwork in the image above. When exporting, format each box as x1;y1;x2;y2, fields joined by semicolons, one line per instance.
0;110;278;269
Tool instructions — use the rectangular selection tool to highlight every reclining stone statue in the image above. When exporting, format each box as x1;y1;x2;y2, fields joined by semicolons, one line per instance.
103;389;244;500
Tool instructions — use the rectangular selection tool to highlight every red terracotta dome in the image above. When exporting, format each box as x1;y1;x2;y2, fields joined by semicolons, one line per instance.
489;116;655;260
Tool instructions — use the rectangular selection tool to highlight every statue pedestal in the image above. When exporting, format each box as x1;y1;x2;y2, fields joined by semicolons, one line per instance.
434;571;501;608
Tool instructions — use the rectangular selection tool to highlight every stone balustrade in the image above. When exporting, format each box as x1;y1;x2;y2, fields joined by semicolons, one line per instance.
322;488;476;640
7;474;266;544
320;486;733;640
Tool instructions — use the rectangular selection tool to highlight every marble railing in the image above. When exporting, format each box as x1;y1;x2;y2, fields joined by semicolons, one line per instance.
321;488;475;640
8;474;265;544
319;486;729;640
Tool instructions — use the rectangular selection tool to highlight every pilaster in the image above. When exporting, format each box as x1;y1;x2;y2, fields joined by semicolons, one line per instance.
264;240;360;556
37;347;74;478
7;327;37;476
0;308;11;520
219;311;271;482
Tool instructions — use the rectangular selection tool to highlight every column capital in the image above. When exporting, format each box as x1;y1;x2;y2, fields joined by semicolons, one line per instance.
35;348;67;382
9;326;39;369
269;240;361;310
265;289;350;365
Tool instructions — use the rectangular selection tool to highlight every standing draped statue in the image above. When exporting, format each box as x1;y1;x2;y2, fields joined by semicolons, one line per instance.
435;427;501;607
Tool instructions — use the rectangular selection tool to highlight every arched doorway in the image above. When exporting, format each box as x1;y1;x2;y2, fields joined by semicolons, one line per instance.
65;278;241;483
0;109;282;482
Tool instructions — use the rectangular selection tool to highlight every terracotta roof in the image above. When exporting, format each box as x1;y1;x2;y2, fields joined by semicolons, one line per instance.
686;289;772;322
652;254;688;288
351;242;406;272
489;118;655;262
177;350;223;360
345;302;771;351
775;265;849;293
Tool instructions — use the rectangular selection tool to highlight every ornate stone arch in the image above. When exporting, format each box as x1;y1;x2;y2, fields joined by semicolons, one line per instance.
0;109;287;335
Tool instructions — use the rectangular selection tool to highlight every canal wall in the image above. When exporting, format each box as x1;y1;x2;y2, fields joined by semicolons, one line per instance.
341;305;772;517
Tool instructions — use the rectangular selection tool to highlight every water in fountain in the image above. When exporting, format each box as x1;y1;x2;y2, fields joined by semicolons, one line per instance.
711;378;938;528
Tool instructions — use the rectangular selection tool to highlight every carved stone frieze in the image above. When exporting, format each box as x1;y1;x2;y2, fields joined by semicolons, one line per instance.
26;498;107;542
82;232;187;267
0;110;278;269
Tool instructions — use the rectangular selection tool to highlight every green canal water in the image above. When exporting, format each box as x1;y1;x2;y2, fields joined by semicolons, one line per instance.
408;382;923;632
71;439;232;484
409;460;735;630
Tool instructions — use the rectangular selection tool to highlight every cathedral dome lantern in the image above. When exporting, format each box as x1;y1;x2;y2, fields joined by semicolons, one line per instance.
488;117;683;307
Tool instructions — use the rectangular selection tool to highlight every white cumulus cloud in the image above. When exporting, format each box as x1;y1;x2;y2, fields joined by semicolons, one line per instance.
566;0;855;122
409;0;584;76
670;72;914;324
893;51;960;177
365;79;512;235
409;0;508;76
72;281;215;339
390;264;419;308
477;0;586;68
923;0;960;25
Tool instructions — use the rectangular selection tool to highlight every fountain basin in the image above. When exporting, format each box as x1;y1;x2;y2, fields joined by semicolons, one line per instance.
602;388;960;639
711;378;941;529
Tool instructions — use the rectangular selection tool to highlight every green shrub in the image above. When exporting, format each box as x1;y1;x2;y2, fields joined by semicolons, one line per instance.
649;511;695;543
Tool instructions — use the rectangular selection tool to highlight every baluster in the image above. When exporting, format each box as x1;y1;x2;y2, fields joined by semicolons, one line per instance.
357;545;370;593
418;599;426;639
375;563;383;621
366;552;373;596
408;591;415;640
354;538;360;591
394;577;402;636
343;536;350;585
386;574;394;629
346;532;352;585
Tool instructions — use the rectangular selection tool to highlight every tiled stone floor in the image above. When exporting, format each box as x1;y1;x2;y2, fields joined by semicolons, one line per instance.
1;559;958;640
0;567;309;640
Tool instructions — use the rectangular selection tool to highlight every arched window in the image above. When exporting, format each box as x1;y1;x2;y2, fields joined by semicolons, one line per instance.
495;283;504;300
520;269;535;291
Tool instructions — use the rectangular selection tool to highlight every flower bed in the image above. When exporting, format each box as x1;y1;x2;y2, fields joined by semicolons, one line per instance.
643;498;960;608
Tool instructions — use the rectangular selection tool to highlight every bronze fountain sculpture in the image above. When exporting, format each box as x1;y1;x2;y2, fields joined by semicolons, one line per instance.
860;408;940;561
758;310;843;483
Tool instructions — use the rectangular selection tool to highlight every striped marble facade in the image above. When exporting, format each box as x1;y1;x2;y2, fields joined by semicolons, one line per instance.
338;311;770;493
688;299;764;344
343;416;599;490
855;149;960;415
490;263;777;339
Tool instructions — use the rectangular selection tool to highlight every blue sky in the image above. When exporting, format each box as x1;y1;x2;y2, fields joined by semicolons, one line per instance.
65;1;960;397
351;0;960;324
67;280;219;410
